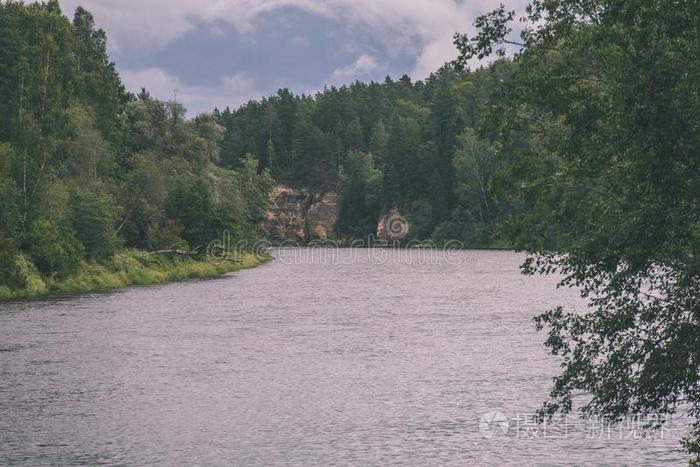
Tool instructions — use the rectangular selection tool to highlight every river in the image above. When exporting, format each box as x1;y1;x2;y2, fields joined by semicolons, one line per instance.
0;249;688;465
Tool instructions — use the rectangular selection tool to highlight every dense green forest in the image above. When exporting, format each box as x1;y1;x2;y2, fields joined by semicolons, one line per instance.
215;64;514;244
0;1;273;298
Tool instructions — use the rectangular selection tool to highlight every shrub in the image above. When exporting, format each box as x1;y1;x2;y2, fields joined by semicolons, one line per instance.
0;237;24;288
28;219;84;277
0;177;20;239
148;218;187;250
165;177;217;248
69;187;119;259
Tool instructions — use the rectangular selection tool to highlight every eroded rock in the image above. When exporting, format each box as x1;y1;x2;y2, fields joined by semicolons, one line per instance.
306;192;339;240
266;185;339;243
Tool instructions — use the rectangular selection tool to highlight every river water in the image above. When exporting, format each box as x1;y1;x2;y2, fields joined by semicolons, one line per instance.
0;249;689;465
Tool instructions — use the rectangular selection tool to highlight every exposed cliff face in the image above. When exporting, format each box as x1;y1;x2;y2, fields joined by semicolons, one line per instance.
306;192;338;240
266;186;339;243
267;186;308;242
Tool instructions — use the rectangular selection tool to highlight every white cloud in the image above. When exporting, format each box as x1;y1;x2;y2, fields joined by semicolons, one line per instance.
59;0;333;52
120;68;261;115
330;54;379;83
60;0;529;78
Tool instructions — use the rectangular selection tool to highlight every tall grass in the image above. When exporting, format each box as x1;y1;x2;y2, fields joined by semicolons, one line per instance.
0;250;268;301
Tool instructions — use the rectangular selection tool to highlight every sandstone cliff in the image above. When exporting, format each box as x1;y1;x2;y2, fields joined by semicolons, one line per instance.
266;186;339;243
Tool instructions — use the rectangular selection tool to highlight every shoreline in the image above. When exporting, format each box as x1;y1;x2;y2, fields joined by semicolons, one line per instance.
267;242;514;251
0;244;514;303
0;250;270;303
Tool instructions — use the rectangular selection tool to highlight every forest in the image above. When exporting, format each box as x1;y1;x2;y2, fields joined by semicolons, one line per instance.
0;1;274;298
215;63;513;244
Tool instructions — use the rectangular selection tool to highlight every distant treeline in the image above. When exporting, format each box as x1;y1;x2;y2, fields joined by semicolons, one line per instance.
215;63;517;244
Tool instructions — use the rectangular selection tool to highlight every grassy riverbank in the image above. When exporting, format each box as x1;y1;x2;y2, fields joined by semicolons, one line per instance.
0;250;269;301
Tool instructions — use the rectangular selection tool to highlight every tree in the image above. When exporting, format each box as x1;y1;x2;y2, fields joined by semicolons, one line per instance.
385;113;425;203
193;112;224;164
452;128;498;226
290;109;331;186
122;97;169;155
237;154;275;239
0;237;24;288
69;187;119;259
369;120;389;167
343;117;364;151
405;200;433;241
165;177;218;249
72;6;126;140
64;105;114;180
116;152;167;248
0;144;21;239
266;138;278;176
455;0;700;459
28;218;84;277
337;151;383;237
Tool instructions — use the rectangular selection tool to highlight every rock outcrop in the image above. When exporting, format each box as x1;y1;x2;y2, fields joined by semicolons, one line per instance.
306;192;338;240
267;186;308;242
266;186;339;243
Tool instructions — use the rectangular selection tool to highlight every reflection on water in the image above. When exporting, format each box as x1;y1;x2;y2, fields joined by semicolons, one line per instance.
0;249;688;465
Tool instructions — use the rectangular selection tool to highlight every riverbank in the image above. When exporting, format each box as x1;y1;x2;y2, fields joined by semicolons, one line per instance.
0;250;269;301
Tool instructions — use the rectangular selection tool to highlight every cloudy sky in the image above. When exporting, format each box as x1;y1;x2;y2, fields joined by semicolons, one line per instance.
59;0;526;115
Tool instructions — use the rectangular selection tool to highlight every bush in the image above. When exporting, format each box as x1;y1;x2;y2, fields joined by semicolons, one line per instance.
406;200;433;241
148;218;187;250
69;187;119;259
0;177;20;239
28;219;84;277
165;177;218;248
0;237;24;288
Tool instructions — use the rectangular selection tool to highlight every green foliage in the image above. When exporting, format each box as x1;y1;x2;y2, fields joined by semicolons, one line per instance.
236;154;275;238
405;200;433;241
0;175;21;239
337;151;383;237
290;108;333;186
0;237;24;288
216;64;507;243
28;218;84;277
455;0;700;459
452;128;500;227
72;6;127;139
0;249;266;300
69;187;119;259
116;152;166;248
0;2;275;300
64;104;114;180
165;176;218;248
193;113;224;164
148;219;187;250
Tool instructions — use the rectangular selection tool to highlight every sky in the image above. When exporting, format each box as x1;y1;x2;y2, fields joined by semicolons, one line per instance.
59;0;527;115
